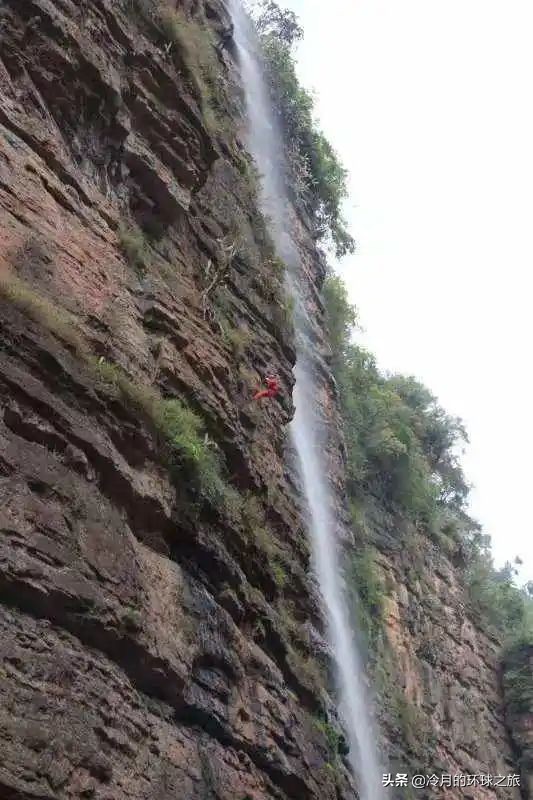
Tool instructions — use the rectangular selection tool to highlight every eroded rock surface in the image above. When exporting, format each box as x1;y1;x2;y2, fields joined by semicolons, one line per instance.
0;2;529;800
0;1;353;798
356;501;525;800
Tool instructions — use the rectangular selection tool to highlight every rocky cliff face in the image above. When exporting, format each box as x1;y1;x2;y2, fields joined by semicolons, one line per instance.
355;499;525;800
0;1;353;798
0;2;528;800
503;645;533;799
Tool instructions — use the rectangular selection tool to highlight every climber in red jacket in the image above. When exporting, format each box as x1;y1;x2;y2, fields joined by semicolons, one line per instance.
253;374;281;401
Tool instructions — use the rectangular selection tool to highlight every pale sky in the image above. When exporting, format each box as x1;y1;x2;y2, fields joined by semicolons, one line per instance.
284;0;533;580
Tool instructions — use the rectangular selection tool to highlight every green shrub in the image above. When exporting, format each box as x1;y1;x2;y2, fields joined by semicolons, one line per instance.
323;271;533;647
254;1;303;45
154;399;228;501
241;493;265;533
323;274;468;528
0;272;238;510
162;8;219;112
95;359;236;506
254;6;354;257
221;323;253;358
270;293;295;337
121;606;143;633
271;560;288;589
348;548;384;647
130;1;229;135
93;358;156;413
466;555;533;641
503;643;533;715
0;274;89;358
118;223;148;275
322;276;358;369
241;493;288;590
284;294;295;315
313;716;344;765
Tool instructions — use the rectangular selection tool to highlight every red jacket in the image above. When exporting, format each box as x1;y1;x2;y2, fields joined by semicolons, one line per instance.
253;376;280;401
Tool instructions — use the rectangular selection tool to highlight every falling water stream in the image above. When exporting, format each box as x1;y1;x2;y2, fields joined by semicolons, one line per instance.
227;3;384;798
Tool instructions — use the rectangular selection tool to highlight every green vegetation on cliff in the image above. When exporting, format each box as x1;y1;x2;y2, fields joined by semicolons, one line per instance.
118;222;149;276
347;547;384;649
322;274;533;773
323;275;468;530
323;273;533;650
253;2;355;257
129;0;229;134
503;643;533;715
96;359;236;507
502;641;533;782
0;274;238;512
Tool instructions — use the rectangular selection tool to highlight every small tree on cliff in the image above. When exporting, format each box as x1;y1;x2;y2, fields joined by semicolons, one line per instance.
252;0;303;45
250;1;355;258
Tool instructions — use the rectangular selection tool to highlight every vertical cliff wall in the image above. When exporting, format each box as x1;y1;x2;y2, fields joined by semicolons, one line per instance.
0;1;355;798
503;644;533;799
354;500;523;800
0;2;529;800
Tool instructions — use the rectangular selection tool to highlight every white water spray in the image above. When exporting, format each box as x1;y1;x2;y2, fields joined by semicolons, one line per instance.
227;4;384;798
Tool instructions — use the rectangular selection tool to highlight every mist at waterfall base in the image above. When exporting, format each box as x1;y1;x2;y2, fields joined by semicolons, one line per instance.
227;2;384;797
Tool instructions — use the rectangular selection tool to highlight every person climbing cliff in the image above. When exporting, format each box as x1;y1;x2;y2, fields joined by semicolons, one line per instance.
253;374;281;401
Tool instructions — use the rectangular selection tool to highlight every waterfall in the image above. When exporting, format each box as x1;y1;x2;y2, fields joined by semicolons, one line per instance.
227;3;384;799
